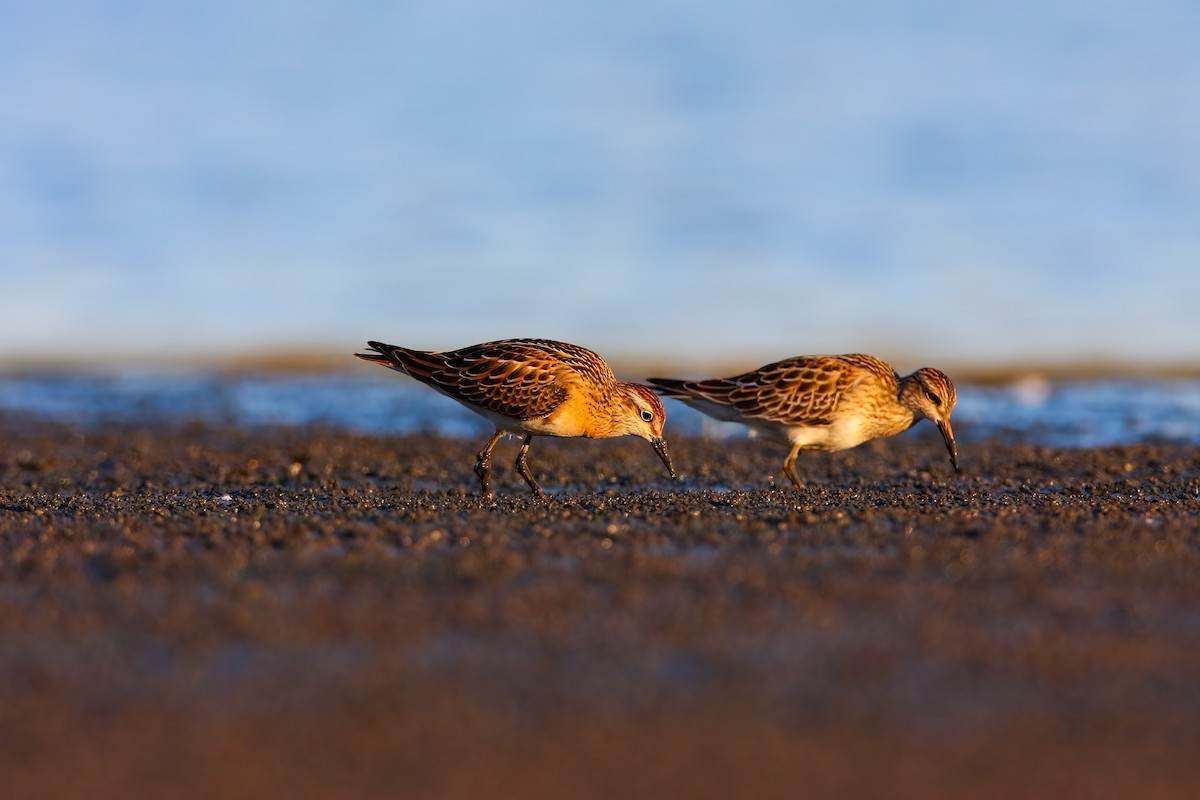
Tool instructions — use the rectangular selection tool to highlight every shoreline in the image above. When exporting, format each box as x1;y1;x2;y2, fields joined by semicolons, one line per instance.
4;350;1200;382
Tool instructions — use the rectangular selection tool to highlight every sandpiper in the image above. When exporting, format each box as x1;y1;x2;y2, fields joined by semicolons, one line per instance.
648;354;958;489
356;339;676;495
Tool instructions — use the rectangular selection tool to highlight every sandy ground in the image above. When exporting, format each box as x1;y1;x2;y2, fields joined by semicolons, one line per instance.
2;416;1199;799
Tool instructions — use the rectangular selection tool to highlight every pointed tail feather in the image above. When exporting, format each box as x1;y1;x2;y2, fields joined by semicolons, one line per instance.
646;377;694;398
648;376;744;406
354;345;393;368
354;341;445;380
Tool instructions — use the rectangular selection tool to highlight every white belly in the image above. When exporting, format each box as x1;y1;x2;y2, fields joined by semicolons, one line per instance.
674;394;907;452
783;419;872;451
450;396;571;437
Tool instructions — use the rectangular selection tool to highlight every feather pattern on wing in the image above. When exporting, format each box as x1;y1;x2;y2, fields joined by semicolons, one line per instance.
358;339;616;420
651;354;899;426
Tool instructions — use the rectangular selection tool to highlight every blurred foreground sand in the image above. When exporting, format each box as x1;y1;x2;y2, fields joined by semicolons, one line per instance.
2;418;1199;799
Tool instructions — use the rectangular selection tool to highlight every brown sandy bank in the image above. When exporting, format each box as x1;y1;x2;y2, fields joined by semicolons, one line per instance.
1;418;1199;799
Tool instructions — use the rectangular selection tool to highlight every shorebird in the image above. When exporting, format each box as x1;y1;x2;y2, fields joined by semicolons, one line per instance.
648;354;959;489
356;339;676;495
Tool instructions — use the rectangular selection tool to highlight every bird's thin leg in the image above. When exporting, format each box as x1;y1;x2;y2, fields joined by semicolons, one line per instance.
473;429;505;496
782;443;804;490
514;435;543;495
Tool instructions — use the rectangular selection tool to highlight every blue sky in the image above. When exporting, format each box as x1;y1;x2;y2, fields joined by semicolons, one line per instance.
2;0;1199;367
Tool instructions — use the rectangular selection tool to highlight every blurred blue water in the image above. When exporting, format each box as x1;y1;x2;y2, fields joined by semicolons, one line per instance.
2;372;1199;447
2;0;1199;365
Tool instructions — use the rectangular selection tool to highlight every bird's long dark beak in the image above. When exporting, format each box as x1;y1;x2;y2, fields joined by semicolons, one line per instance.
937;419;960;472
651;436;677;479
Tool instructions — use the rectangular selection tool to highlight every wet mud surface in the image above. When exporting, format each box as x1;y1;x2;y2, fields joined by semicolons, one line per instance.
2;416;1200;798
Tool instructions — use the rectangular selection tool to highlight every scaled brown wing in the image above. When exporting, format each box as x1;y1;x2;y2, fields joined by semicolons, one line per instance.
432;342;574;420
684;356;872;426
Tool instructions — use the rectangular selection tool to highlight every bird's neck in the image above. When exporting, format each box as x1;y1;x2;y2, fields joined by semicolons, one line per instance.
894;376;924;430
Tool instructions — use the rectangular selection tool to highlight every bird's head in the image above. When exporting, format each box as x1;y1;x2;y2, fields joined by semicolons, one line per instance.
900;367;959;472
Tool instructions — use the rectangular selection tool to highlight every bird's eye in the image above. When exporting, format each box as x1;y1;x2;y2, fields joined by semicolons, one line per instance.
925;390;942;407
640;410;654;422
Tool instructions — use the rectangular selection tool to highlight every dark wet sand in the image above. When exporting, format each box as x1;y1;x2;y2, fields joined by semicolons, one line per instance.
2;417;1199;799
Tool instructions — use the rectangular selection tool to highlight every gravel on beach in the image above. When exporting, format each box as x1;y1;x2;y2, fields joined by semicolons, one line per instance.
2;416;1199;799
